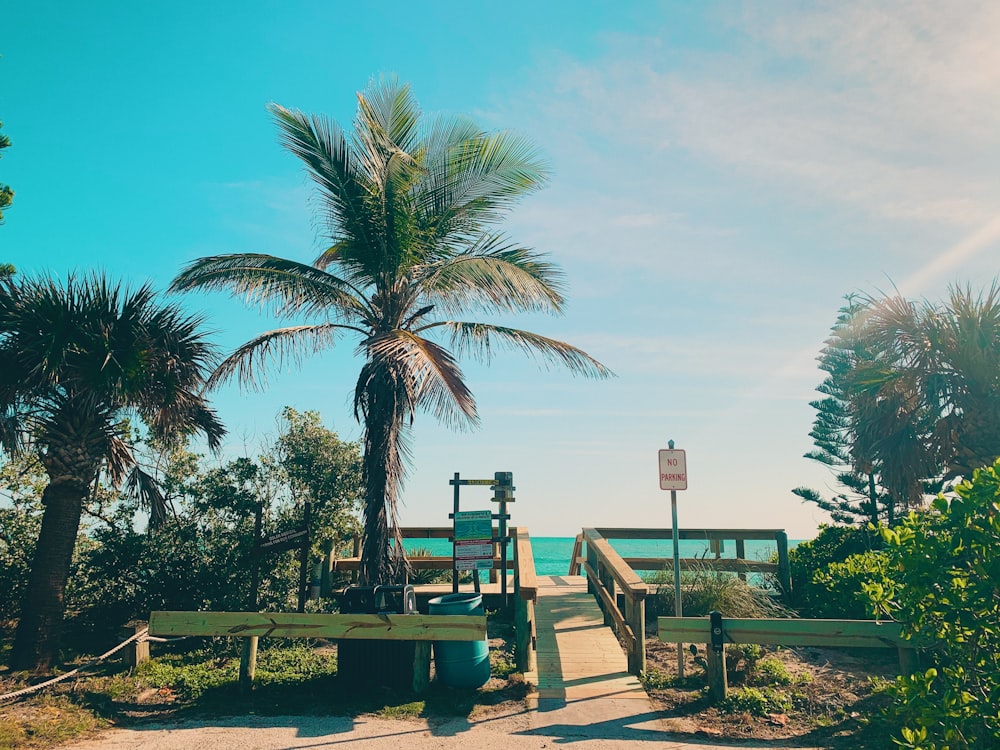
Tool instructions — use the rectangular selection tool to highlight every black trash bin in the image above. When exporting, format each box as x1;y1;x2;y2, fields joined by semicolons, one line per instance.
337;584;417;689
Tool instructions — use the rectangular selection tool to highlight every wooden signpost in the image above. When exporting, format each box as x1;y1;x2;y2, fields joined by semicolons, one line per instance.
449;471;515;606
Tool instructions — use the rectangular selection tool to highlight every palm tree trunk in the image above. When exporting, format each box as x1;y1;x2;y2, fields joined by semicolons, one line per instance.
10;476;89;671
358;378;408;587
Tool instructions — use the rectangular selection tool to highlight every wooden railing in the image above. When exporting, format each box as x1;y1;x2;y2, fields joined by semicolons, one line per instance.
149;610;486;694
512;526;537;672
581;527;648;674
320;527;510;594
569;527;792;595
659;614;916;702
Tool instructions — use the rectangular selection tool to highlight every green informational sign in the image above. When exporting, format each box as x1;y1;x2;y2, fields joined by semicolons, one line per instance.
454;510;493;541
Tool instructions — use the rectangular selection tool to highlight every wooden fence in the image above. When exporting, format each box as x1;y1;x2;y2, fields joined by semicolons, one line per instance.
320;526;511;595
569;527;792;594
148;610;486;694
658;614;917;701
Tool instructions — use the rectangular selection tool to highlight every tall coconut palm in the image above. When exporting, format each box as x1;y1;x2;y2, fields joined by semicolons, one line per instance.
0;273;225;671
172;78;610;586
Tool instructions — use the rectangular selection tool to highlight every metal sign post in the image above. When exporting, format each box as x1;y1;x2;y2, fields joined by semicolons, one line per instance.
659;439;688;677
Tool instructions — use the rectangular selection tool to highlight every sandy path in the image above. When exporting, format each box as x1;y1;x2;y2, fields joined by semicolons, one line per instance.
59;709;813;750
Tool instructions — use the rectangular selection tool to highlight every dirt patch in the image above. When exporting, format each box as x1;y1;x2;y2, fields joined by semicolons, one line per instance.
643;635;898;748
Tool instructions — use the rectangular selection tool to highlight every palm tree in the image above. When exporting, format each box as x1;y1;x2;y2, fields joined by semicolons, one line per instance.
0;273;225;670
864;285;1000;482
172;78;610;586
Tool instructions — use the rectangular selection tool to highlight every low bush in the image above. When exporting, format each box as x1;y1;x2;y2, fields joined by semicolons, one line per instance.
718;686;792;716
787;524;882;619
864;461;1000;750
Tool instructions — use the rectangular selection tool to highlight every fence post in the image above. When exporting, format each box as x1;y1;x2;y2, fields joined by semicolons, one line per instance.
734;537;747;582
586;540;598;596
239;636;258;694
898;646;918;675
707;611;728;702
775;531;791;595
599;562;615;628
321;539;334;597
122;621;149;667
624;595;645;674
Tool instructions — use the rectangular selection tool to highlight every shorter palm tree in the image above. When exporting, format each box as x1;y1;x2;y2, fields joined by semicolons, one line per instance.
0;273;224;671
864;287;1000;481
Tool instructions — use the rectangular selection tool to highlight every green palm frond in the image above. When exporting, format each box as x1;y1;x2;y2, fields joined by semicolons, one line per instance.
208;323;347;391
124;465;168;527
440;322;613;378
171;253;369;321
354;77;422;162
416;234;565;314
268;104;377;266
364;330;478;430
418;126;550;244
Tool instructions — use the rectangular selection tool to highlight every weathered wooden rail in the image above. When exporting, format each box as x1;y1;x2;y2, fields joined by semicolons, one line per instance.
512;526;537;673
579;528;648;674
321;526;511;594
658;614;917;701
569;527;792;594
148;610;486;693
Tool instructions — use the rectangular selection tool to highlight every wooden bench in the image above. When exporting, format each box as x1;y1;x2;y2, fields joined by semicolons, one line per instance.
148;610;487;694
658;615;916;701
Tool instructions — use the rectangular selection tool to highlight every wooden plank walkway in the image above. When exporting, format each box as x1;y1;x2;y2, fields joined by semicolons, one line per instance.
524;575;649;702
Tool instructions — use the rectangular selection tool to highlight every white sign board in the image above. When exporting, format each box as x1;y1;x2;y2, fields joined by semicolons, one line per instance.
658;449;688;490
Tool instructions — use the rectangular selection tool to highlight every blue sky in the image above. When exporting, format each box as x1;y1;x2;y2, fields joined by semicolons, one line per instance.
3;2;999;537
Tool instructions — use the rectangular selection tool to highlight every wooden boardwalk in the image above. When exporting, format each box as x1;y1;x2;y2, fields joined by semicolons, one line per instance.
524;575;648;702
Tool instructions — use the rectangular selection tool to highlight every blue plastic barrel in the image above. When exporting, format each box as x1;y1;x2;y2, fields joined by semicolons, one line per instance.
427;593;490;688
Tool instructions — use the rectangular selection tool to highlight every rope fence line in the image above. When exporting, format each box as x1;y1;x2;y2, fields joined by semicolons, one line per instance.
0;626;188;703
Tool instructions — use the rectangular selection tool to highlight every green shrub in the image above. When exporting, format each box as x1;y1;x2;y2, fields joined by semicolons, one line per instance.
864;462;1000;750
718;686;792;716
639;667;673;690
815;549;891;620
489;648;517;678
787;524;882;619
725;643;764;678
748;658;793;686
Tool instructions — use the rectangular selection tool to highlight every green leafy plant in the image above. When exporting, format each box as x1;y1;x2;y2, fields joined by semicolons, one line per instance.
639;667;674;690
489;649;517;679
748;658;794;686
814;549;891;620
865;461;1000;749
718;686;792;716
787;524;882;619
725;642;764;679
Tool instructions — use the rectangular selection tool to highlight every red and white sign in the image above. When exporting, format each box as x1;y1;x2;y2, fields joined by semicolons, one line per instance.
658;449;688;490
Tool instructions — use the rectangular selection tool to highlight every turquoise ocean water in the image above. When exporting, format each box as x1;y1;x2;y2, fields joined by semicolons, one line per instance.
404;536;802;576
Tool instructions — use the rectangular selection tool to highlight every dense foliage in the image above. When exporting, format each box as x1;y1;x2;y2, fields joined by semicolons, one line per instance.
0;273;225;670
0;408;361;648
865;461;1000;750
787;524;883;619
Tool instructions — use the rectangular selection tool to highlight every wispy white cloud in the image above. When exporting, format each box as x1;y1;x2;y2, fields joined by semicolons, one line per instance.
502;1;1000;290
